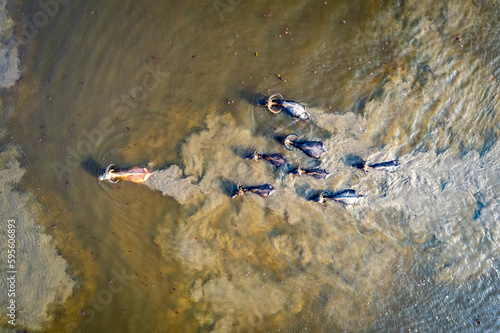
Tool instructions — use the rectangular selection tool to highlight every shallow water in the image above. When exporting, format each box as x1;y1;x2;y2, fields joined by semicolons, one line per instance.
2;0;499;332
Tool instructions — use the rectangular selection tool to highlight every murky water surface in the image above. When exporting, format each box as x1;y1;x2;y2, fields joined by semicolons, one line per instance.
3;0;500;332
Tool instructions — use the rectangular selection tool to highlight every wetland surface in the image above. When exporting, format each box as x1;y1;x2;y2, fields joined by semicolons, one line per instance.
0;0;499;332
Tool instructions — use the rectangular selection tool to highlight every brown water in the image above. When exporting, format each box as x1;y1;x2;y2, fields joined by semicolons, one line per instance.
3;0;500;332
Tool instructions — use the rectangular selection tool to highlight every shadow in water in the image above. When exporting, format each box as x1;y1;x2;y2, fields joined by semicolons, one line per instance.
232;146;257;161
219;177;238;198
340;153;365;169
281;163;297;176
81;158;103;178
294;184;315;201
237;89;267;106
274;134;288;145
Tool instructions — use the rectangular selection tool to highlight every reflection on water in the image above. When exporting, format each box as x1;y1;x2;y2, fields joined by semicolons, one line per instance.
3;0;499;331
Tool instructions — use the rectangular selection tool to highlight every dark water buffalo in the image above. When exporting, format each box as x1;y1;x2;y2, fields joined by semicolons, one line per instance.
291;165;330;180
232;183;276;198
266;93;310;120
314;189;362;206
283;134;326;159
353;160;400;172
246;150;287;167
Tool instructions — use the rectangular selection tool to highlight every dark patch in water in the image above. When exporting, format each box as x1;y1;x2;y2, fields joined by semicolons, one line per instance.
473;201;484;220
356;97;368;112
237;89;266;106
298;247;304;259
372;75;389;100
340;153;365;168
473;192;485;220
479;228;493;250
279;163;296;176
342;154;365;168
440;177;449;190
435;145;448;156
351;76;388;115
235;147;257;160
409;17;421;29
294;184;314;201
440;258;456;270
81;158;106;177
218;177;237;198
394;1;403;21
415;144;430;153
438;6;448;25
379;179;388;198
414;62;434;89
458;141;472;158
268;227;285;240
479;129;497;157
318;289;329;310
422;235;443;251
274;134;287;145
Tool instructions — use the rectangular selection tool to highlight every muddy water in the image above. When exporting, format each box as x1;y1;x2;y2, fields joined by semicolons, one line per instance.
5;0;500;332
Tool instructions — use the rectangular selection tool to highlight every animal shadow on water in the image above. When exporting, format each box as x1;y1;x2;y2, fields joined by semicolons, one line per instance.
237;89;267;106
274;134;288;146
294;184;314;201
219;178;237;198
234;146;255;161
81;158;105;178
340;153;365;169
308;191;323;203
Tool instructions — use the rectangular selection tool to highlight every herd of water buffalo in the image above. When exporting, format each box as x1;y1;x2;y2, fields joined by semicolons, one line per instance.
231;94;400;206
98;94;399;206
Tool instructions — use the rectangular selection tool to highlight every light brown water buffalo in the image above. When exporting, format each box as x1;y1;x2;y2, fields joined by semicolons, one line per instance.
99;164;152;184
